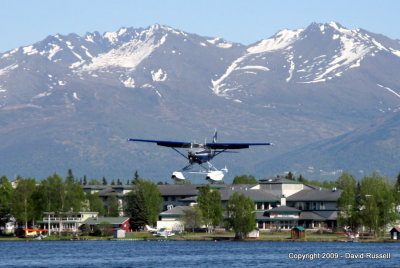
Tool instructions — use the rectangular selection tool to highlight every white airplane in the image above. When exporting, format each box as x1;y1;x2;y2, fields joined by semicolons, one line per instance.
145;225;158;233
128;130;272;182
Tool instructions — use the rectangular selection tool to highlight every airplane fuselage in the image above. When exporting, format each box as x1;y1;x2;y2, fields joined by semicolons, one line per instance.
188;148;214;165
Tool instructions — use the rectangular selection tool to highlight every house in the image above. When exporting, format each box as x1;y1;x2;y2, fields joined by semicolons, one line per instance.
156;180;341;231
37;212;99;234
82;185;135;216
83;217;131;233
291;226;306;239
0;216;16;235
390;226;400;240
156;206;186;231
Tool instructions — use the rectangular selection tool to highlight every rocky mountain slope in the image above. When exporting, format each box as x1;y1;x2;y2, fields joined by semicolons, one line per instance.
0;22;399;181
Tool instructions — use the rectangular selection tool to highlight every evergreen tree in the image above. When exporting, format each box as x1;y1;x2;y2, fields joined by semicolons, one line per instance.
226;192;256;239
285;171;295;181
102;177;108;185
117;179;122;185
66;169;75;183
125;179;162;229
133;171;140;184
83;176;87;185
111;179;115;185
125;190;148;231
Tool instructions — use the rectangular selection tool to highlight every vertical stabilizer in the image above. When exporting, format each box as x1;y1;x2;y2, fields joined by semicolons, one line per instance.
213;129;218;143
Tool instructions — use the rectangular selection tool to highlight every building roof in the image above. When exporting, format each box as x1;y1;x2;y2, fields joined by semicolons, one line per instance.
287;188;342;201
267;206;300;213
299;211;327;221
390;226;400;233
259;178;303;184
157;184;202;196
312;210;338;220
292;226;305;231
160;206;191;216
83;217;129;225
219;188;279;202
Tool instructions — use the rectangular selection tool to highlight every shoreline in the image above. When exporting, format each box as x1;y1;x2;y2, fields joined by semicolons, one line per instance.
1;235;398;243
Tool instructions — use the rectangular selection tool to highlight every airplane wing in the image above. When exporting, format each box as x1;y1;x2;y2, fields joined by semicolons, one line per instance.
128;138;192;148
205;142;272;149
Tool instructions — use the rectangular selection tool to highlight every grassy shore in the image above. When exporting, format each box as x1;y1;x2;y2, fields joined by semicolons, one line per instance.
0;231;397;242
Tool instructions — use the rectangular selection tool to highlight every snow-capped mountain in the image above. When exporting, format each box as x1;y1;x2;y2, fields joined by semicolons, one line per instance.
211;22;400;103
0;22;399;181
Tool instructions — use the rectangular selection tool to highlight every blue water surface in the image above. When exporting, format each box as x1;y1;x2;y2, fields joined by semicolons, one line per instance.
0;240;398;267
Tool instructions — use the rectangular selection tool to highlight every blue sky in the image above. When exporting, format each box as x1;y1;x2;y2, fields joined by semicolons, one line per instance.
1;0;399;53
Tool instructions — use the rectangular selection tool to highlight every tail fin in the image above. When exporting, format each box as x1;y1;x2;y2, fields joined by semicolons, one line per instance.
212;129;218;143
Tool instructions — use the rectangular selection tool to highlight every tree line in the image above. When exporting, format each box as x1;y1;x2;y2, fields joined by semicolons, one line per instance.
0;169;164;233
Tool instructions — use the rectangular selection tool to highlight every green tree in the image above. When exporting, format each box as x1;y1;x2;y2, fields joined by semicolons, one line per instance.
64;176;86;212
125;190;148;231
359;173;397;236
102;177;108;185
125;179;162;229
89;179;101;185
11;177;38;229
106;195;120;217
66;169;75;183
98;221;113;236
86;192;105;216
394;172;400;206
232;175;258;184
182;205;203;232
226;192;256;239
197;185;223;231
285;172;295;181
336;172;360;231
0;176;13;232
117;179;122;185
133;170;140;184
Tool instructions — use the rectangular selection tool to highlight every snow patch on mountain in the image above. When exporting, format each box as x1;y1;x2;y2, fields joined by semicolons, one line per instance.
377;84;400;98
23;46;39;55
207;38;233;48
247;29;303;54
46;44;62;60
73;92;80;100
212;28;303;96
151;69;167;82
79;29;168;71
0;63;18;76
120;76;135;88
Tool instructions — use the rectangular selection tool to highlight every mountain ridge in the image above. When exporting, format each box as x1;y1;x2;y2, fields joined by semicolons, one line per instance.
0;22;399;181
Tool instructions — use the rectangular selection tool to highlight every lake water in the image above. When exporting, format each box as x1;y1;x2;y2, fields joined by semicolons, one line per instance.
0;240;398;267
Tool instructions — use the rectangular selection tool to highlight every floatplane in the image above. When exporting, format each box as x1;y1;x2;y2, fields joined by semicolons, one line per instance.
128;130;272;182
